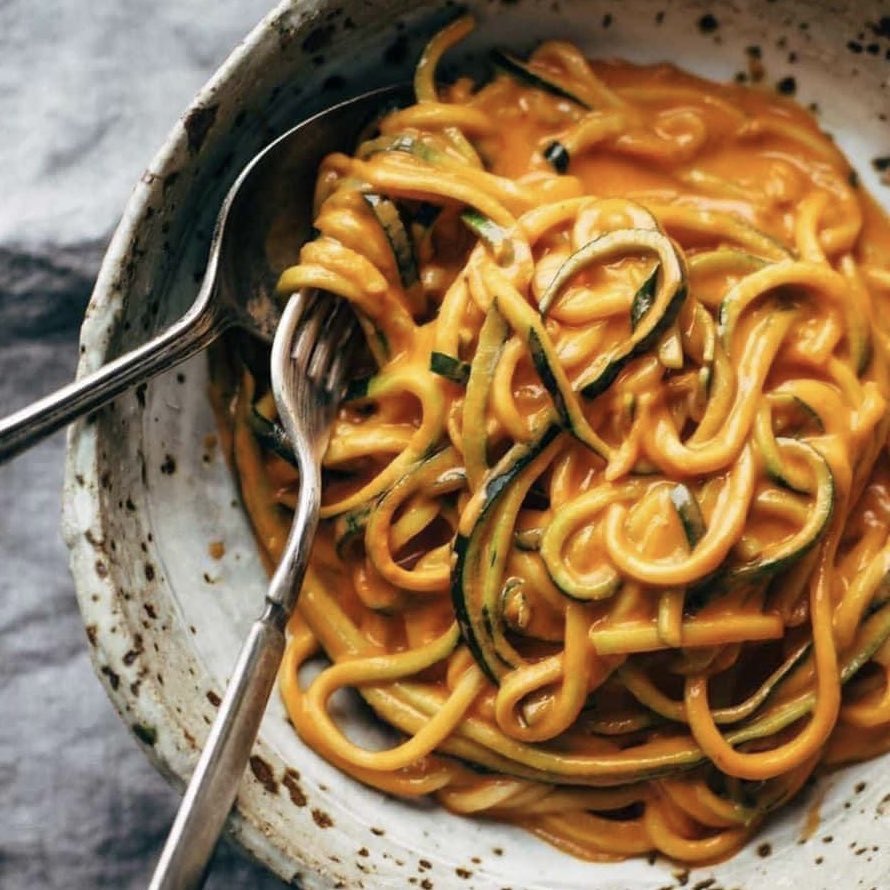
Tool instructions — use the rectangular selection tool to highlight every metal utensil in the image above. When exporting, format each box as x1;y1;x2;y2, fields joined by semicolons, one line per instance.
149;289;358;890
0;83;405;464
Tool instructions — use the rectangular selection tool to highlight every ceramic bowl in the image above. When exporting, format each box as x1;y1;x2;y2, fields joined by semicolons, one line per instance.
63;1;890;887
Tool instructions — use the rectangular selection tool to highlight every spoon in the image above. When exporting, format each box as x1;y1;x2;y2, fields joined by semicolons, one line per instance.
0;83;407;464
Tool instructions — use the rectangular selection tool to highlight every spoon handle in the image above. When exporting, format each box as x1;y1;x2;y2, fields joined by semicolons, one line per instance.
0;305;223;464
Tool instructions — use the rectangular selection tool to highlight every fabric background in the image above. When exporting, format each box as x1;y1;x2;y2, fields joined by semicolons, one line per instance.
0;2;290;886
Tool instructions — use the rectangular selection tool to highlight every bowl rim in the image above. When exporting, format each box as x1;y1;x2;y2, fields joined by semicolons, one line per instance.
60;0;890;886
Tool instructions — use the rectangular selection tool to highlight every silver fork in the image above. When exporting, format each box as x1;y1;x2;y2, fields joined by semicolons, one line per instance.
148;288;358;890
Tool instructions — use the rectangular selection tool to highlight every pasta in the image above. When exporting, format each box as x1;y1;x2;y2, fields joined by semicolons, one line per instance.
214;17;890;863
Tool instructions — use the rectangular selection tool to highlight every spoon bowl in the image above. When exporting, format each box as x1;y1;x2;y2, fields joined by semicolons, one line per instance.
0;83;407;462
213;82;408;343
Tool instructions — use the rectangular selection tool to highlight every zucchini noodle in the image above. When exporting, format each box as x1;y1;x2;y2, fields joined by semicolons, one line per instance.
212;17;890;864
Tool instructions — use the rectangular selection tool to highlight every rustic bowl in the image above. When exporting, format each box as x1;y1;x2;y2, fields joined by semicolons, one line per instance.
63;1;890;887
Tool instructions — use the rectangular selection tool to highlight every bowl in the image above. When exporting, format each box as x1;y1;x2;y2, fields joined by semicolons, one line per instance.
63;1;890;887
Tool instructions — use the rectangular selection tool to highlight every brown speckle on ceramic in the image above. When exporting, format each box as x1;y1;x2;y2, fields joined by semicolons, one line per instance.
100;665;120;690
122;636;143;665
84;528;104;548
208;540;225;560
184;104;219;154
697;13;719;34
249;754;279;794
132;722;158;746
63;2;890;889
312;809;333;829
777;75;797;94
283;768;307;807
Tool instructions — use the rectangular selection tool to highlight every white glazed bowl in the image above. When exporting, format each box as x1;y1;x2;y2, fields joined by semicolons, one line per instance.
63;1;890;888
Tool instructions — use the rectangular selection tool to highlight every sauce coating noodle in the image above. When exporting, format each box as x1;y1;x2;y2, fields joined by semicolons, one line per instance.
214;18;890;863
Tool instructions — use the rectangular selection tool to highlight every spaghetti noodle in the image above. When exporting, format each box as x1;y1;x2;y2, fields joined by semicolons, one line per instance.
215;17;890;863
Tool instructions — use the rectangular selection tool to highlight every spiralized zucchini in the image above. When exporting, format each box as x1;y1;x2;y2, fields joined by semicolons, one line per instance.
214;16;890;864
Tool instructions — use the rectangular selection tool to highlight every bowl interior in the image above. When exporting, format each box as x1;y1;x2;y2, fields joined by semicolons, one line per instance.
65;1;890;888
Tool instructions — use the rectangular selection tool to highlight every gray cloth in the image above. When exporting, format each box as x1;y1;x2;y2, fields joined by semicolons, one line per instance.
0;2;288;887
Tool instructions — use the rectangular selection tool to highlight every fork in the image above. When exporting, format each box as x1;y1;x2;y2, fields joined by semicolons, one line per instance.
148;288;358;890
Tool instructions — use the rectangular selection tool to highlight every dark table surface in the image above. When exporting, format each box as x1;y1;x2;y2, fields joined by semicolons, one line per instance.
0;2;289;886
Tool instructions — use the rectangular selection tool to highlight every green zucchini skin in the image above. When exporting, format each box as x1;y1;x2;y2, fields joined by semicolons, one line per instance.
248;409;296;466
687;439;835;610
536;228;688;401
582;291;686;399
452;423;563;683
430;351;471;385
543;140;570;173
460;220;684;453
528;328;570;421
547;563;621;603
769;393;825;436
581;283;686;400
630;265;660;330
359;133;441;164
725;601;890;751
460;210;515;266
490;50;592;109
334;449;466;557
363;193;419;289
669;484;706;548
756;411;805;494
333;502;374;558
732;439;835;584
494;290;611;460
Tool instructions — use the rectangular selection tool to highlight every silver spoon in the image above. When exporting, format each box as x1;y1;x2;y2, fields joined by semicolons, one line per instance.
0;83;406;464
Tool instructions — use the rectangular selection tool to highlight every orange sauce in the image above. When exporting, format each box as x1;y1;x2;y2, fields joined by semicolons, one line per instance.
216;20;890;865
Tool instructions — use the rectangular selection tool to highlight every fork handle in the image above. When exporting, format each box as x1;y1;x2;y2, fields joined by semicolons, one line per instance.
148;605;286;890
0;304;223;465
150;453;320;890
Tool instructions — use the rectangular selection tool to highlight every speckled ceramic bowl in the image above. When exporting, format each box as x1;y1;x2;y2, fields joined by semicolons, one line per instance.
63;1;890;887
